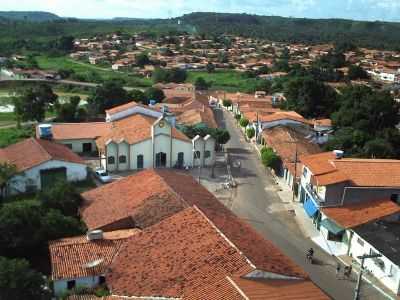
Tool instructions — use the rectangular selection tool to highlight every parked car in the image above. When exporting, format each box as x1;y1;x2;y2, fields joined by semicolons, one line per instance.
95;168;112;183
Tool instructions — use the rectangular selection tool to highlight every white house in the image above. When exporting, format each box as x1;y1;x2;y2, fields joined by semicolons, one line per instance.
0;138;87;195
49;229;139;296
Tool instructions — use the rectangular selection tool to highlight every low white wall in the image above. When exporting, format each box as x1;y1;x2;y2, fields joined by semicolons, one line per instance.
54;275;100;296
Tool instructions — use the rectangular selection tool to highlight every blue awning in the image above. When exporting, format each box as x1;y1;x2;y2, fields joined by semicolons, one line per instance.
304;199;318;217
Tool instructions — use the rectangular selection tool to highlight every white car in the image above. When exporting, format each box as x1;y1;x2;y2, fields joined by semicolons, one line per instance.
95;168;112;183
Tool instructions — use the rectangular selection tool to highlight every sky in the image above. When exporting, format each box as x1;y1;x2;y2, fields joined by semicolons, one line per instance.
2;0;400;21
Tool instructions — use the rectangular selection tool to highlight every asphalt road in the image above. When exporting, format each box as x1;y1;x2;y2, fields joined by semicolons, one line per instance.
215;108;383;300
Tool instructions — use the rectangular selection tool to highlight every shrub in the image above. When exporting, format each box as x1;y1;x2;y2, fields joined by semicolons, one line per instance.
261;147;281;171
222;99;232;107
246;127;255;139
239;118;249;128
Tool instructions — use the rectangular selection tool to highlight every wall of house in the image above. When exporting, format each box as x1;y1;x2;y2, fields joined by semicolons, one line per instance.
54;275;101;296
193;138;205;167
322;182;347;206
117;142;129;171
172;139;193;168
341;187;400;205
105;142;118;172
9;160;87;195
131;139;153;169
204;138;216;166
349;232;400;295
57;139;97;154
153;134;172;168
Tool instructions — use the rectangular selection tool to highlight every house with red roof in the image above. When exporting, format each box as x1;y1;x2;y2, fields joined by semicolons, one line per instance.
50;169;328;299
0;138;87;195
298;151;400;295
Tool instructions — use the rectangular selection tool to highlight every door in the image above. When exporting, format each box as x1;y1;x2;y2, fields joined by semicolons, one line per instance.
82;142;92;153
177;152;184;168
40;167;67;190
156;152;167;168
137;155;144;169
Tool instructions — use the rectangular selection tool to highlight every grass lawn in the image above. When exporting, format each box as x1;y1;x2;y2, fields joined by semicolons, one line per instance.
36;56;152;88
0;126;34;148
187;70;251;92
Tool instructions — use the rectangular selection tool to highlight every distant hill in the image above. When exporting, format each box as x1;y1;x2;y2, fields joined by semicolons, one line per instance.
178;12;400;50
0;11;60;22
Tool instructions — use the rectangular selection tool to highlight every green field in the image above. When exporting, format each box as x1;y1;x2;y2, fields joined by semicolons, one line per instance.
187;70;255;92
36;56;152;88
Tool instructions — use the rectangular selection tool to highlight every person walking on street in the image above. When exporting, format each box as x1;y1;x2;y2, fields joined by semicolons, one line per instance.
336;262;341;279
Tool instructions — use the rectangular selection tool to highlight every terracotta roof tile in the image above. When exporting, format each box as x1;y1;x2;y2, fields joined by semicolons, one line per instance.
322;198;400;228
262;126;321;178
96;114;190;150
0;138;84;172
105;101;159;115
107;207;254;298
81;169;308;279
49;229;139;280
302;152;400;187
186;275;330;299
176;107;218;128
36;122;112;141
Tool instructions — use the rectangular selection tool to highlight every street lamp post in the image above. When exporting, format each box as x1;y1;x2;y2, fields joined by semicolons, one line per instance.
193;149;201;184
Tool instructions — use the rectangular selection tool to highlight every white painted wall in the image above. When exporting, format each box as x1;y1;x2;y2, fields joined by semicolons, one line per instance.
204;138;216;166
9;160;87;195
131;139;153;169
53;275;101;296
172;139;193;168
106;142;118;172
153;134;172;168
117;142;129;171
349;232;400;295
58;139;97;154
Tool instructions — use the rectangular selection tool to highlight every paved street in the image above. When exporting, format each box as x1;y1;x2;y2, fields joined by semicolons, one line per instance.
210;108;384;300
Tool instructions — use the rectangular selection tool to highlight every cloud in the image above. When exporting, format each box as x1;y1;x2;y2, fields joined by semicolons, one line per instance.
1;0;400;21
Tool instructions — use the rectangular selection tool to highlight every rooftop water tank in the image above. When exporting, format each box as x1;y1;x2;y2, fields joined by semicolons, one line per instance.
38;124;53;139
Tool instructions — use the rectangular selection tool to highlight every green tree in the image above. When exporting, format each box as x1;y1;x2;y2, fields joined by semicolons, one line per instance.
13;84;58;122
144;87;165;104
87;80;130;114
246;127;255;139
239;117;249;128
55;96;82;122
194;77;209;90
348;65;369;80
234;114;241;122
0;256;48;300
38;181;82;217
222;99;232;108
261;147;281;171
57;36;74;52
212;128;230;145
129;89;147;104
282;76;337;118
136;52;150;68
0;163;17;200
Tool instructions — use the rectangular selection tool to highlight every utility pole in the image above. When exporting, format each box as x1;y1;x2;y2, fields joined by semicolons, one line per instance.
354;254;382;300
292;142;298;202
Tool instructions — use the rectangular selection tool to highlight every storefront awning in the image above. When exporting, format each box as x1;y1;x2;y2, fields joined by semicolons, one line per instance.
304;199;318;217
321;218;344;235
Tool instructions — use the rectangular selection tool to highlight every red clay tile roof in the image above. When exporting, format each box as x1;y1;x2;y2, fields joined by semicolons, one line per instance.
107;207;254;298
262;126;321;178
258;111;311;125
313;119;332;127
0;138;84;172
80;169;189;230
49;229;139;280
186;276;329;300
81;169;307;279
301;152;400;187
105;101;159;116
96;114;190;150
176;107;218;128
322;198;400;228
36;122;112;141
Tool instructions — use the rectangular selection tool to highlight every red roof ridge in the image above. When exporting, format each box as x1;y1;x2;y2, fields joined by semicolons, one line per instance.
192;205;256;269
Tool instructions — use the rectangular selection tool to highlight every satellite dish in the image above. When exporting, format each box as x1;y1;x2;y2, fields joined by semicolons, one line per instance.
83;258;103;269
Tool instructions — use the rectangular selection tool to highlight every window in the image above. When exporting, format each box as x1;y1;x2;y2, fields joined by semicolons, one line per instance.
82;142;92;153
391;194;399;203
108;156;115;165
67;280;76;290
327;231;344;242
65;144;72;149
194;151;201;159
357;238;365;247
119;155;127;164
204;150;211;158
99;275;106;285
